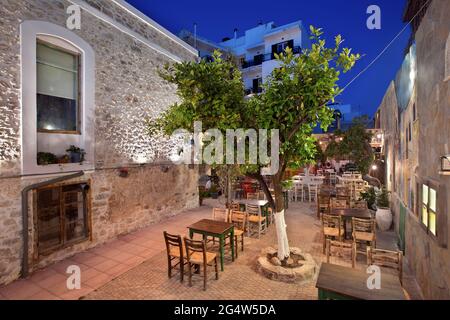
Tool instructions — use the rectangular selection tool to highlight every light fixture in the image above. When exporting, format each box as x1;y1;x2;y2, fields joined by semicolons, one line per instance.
371;164;378;171
441;155;450;172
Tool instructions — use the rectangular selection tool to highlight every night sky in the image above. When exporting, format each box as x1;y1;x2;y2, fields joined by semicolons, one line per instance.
125;0;411;118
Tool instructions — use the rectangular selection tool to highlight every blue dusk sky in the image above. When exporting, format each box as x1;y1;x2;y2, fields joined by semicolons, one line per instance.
125;0;411;118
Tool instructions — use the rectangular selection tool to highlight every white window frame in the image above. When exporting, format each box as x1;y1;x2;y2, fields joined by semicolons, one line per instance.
21;21;95;175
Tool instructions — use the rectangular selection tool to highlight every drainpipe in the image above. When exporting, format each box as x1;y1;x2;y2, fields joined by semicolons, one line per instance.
21;171;84;278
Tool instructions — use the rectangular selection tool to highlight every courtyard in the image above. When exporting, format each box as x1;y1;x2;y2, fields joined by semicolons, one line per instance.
0;199;422;300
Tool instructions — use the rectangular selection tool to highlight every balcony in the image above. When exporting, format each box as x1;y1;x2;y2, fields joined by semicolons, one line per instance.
245;87;263;95
241;46;302;69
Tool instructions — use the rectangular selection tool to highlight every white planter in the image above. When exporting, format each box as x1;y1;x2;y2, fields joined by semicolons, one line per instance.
376;207;392;231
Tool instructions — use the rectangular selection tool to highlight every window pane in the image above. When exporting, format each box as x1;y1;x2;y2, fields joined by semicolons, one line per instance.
429;211;436;235
37;188;62;253
422;205;428;227
36;42;79;132
422;185;429;205
429;188;437;212
63;185;88;243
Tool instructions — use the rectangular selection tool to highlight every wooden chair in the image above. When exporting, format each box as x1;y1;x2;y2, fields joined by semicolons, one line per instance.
246;204;266;238
331;198;348;209
322;214;344;253
184;237;219;291
230;202;240;211
326;239;356;268
230;210;246;258
351;200;368;209
212;208;229;222
352;217;376;255
246;192;259;200
317;194;331;219
367;247;403;285
163;231;186;283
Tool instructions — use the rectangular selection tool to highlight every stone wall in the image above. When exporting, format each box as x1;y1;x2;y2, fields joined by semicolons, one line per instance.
0;0;199;285
378;0;450;299
409;0;450;299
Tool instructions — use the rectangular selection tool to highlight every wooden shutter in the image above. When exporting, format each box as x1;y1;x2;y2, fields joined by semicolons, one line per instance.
437;183;448;248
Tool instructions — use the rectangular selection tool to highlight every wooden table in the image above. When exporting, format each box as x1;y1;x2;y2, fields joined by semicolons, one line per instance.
330;208;372;239
188;219;234;271
316;263;406;300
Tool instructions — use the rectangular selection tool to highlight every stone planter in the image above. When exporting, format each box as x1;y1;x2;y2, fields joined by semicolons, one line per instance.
376;207;392;231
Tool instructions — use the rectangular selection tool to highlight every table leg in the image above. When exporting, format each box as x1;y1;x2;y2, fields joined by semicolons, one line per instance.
219;235;225;271
230;229;235;262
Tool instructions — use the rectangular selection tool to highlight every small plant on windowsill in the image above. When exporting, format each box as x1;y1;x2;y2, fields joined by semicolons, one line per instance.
66;145;86;164
37;152;58;165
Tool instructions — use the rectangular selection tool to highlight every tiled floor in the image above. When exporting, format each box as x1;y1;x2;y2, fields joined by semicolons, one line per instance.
0;199;423;300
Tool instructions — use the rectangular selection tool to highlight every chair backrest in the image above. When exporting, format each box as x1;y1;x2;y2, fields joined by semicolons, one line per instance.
163;231;183;258
367;247;403;284
212;208;229;222
318;194;331;206
331;198;348;209
247;192;259;200
322;213;343;229
326;239;356;268
246;204;260;216
259;190;267;200
352;200;368;209
352;217;375;233
230;210;246;230
230;202;240;211
183;237;207;264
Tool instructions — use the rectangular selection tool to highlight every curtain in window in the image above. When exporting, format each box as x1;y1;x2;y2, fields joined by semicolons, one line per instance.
37;42;79;132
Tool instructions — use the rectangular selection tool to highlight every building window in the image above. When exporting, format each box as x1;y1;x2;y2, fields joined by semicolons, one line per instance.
37;41;80;133
413;103;416;121
421;184;437;236
36;183;90;254
272;40;294;57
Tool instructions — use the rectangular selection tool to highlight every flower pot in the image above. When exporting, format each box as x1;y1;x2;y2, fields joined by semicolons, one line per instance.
376;207;392;231
69;152;82;163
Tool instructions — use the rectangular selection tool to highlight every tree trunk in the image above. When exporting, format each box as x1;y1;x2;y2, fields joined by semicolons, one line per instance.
272;177;290;261
226;167;232;208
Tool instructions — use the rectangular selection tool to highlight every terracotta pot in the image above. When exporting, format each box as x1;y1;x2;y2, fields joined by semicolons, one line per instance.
376;207;392;231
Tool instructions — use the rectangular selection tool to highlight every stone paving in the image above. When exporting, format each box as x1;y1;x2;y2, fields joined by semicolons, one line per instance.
0;199;423;300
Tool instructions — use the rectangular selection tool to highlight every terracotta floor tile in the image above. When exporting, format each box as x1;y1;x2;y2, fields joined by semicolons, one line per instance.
0;280;42;300
34;273;67;290
28;289;61;300
103;263;131;277
83;273;113;288
82;255;108;268
93;259;119;273
59;285;94;300
110;251;135;263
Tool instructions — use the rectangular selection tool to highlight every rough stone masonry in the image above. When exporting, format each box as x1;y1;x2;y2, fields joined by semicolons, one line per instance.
0;0;199;285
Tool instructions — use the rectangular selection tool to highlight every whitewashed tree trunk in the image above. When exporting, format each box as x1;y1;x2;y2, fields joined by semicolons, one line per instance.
274;210;290;260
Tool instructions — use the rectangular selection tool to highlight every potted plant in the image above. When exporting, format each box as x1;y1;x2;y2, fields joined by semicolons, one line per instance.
375;187;392;231
209;185;219;199
66;145;86;163
37;152;57;165
359;187;376;210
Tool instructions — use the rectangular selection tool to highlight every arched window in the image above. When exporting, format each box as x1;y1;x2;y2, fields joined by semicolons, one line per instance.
445;33;450;82
21;21;95;174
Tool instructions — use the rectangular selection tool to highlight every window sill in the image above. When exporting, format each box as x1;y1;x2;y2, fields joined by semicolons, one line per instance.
439;171;450;176
23;162;94;176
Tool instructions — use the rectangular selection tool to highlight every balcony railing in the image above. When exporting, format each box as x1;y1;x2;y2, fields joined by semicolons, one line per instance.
245;87;263;95
241;46;302;69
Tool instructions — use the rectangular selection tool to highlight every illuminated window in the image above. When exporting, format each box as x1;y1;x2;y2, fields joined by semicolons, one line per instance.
421;183;437;236
37;41;80;133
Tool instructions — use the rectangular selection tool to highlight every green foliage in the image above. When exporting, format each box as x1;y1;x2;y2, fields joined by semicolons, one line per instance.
37;152;57;165
377;187;390;208
148;50;245;136
325;116;374;174
359;187;376;210
148;26;360;211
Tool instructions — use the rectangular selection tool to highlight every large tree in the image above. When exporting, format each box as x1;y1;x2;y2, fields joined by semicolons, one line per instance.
149;26;359;262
